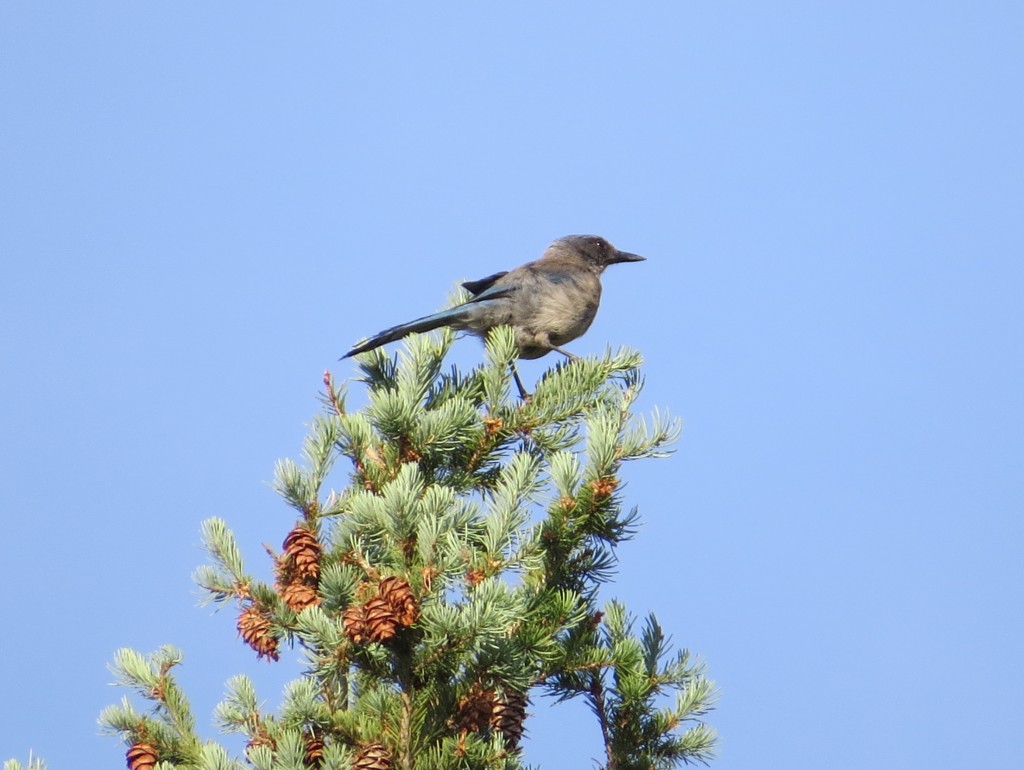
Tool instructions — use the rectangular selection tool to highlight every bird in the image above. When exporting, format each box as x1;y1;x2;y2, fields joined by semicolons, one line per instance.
342;234;645;398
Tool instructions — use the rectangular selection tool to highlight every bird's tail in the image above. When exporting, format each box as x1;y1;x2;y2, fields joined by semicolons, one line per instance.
342;305;470;358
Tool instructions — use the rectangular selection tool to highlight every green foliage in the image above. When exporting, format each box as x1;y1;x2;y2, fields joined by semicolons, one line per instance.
550;601;716;769
97;327;716;769
3;755;47;770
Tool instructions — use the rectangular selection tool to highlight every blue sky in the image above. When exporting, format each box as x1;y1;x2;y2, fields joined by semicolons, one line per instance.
2;3;1022;768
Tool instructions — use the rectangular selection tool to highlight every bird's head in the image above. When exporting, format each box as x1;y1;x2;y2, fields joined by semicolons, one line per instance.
553;235;645;271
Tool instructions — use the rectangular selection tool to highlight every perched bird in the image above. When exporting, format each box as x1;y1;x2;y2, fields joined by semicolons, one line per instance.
342;235;644;397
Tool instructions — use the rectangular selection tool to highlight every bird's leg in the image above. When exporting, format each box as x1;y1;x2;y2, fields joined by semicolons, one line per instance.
510;363;530;401
550;345;579;361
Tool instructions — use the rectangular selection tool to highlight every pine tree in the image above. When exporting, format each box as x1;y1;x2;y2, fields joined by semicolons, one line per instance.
95;325;717;769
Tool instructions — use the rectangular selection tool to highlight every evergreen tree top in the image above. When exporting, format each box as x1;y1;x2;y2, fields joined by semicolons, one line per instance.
91;328;716;770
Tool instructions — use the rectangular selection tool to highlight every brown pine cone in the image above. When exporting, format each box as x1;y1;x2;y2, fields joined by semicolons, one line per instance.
490;690;529;749
237;604;280;661
126;742;158;770
377;576;419;627
343;602;369;645
454;685;497;733
304;734;325;767
282;525;322;582
352;742;392;770
363;595;399;643
280;580;321;612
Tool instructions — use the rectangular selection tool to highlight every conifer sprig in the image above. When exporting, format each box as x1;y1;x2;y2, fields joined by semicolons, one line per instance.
3;754;47;770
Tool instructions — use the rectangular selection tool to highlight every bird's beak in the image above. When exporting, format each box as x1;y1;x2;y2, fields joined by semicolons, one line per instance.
610;249;645;264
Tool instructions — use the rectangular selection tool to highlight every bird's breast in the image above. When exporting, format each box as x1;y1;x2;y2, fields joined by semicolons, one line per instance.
529;275;602;342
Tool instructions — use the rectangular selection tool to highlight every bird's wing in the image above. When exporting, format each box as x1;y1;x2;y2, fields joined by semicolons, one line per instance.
461;271;509;296
465;283;517;305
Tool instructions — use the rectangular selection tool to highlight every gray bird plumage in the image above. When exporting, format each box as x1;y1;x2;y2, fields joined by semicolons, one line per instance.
342;235;644;396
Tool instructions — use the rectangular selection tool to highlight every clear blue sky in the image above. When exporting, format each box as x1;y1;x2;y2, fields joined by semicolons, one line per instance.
2;3;1022;768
